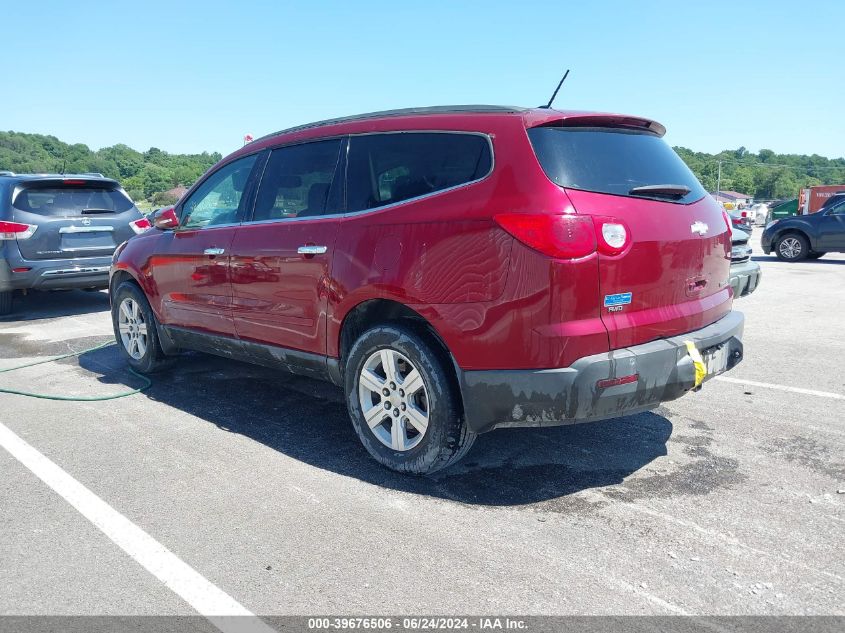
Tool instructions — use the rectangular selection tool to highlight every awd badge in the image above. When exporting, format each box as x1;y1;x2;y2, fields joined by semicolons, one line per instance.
604;292;632;312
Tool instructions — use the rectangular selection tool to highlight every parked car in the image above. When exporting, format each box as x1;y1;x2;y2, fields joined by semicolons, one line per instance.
727;207;752;231
761;194;845;261
0;173;150;315
729;225;761;297
110;105;744;473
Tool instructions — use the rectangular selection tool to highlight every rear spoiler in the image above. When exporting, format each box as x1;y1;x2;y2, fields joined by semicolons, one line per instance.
15;177;121;189
524;111;666;137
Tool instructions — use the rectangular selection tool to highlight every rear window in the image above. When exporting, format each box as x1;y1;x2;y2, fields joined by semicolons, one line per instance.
527;126;706;204
346;132;492;212
13;186;134;216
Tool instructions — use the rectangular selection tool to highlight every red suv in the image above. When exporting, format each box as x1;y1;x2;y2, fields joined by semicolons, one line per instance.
110;106;744;474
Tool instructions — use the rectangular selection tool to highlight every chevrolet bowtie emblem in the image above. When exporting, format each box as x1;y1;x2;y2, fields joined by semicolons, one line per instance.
691;221;708;236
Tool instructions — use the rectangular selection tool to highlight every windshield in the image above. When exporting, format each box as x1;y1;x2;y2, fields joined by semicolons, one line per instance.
527;126;707;204
13;186;135;216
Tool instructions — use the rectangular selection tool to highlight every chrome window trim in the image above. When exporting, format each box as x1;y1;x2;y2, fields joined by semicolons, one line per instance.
238;130;495;227
175;221;242;231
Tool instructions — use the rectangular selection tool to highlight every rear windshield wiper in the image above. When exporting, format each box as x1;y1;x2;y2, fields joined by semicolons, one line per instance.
81;208;114;214
628;184;691;199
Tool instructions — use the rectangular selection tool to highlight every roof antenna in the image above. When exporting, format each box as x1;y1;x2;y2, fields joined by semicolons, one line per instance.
540;69;570;109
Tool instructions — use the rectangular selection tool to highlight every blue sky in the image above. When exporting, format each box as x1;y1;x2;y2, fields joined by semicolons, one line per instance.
3;0;843;158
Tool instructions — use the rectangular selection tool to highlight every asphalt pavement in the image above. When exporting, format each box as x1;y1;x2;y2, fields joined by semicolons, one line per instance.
0;235;842;621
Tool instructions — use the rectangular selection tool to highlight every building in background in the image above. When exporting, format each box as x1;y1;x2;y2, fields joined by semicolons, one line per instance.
711;190;753;208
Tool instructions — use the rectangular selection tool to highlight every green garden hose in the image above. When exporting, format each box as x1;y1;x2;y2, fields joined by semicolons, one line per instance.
0;341;151;401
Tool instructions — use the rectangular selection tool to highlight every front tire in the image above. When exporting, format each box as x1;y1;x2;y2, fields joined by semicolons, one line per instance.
775;233;809;261
345;324;475;474
111;281;172;373
0;290;12;316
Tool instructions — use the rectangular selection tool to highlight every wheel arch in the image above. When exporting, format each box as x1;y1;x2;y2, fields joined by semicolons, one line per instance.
773;226;813;248
335;299;464;413
109;268;140;298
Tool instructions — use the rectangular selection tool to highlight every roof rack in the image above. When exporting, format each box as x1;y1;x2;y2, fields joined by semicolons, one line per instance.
0;170;15;177
255;105;526;144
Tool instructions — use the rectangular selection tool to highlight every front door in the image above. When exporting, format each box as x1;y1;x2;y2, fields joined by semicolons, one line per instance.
151;153;260;336
818;200;845;251
230;139;344;354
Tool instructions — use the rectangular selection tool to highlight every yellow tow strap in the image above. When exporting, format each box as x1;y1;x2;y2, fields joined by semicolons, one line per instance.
684;341;707;389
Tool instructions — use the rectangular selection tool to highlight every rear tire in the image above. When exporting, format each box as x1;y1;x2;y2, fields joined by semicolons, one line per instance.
775;233;809;261
0;291;12;316
111;281;173;373
345;324;475;474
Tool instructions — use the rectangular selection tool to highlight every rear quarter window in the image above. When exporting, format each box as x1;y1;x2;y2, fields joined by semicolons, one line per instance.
527;126;706;204
346;132;492;212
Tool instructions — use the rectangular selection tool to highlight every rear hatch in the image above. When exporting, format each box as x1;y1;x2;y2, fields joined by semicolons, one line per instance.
528;122;732;349
11;179;141;260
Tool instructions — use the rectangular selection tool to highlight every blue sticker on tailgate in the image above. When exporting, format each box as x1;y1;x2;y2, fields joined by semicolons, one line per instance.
604;292;632;307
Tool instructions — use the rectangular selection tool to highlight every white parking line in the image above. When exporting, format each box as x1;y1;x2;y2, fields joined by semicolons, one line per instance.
0;421;276;633
715;376;845;400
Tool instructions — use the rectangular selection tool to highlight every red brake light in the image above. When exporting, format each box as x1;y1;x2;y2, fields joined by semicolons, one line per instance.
129;217;152;234
0;221;37;240
62;179;87;185
494;213;597;259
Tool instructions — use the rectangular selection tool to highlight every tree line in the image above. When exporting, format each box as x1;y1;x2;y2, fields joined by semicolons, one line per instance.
0;131;221;205
2;130;844;204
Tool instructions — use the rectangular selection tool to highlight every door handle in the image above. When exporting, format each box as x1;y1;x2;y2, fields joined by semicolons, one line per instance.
297;245;328;255
203;248;225;256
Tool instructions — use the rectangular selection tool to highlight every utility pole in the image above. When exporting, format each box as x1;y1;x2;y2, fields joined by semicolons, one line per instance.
715;160;722;202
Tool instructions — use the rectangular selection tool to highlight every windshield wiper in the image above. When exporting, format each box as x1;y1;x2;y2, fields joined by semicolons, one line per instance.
628;184;691;199
81;208;114;214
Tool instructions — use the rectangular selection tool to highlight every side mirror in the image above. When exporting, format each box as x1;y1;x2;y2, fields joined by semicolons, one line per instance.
153;206;179;230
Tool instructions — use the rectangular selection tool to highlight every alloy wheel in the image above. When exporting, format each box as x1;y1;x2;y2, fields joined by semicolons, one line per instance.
117;297;148;360
358;349;429;451
779;237;802;259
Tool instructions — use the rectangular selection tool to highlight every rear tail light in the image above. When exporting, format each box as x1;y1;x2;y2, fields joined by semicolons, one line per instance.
129;217;152;234
0;221;37;240
494;213;631;259
494;213;596;259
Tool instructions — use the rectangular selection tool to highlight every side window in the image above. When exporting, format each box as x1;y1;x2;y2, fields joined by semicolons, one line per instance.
828;199;845;215
346;133;492;213
252;139;342;221
181;154;258;229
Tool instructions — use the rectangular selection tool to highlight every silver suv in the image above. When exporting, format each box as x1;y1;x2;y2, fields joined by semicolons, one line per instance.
0;172;149;315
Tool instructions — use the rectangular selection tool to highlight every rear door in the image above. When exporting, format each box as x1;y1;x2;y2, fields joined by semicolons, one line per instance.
151;154;260;337
11;180;140;260
230;138;344;354
528;124;731;349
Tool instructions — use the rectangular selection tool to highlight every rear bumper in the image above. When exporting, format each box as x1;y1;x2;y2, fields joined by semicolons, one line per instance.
0;247;112;292
729;260;762;298
460;311;744;433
